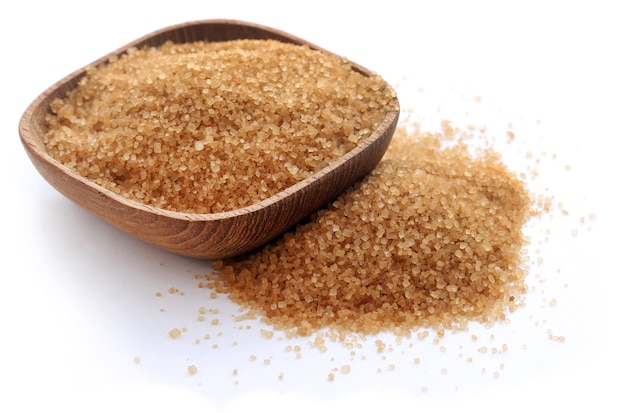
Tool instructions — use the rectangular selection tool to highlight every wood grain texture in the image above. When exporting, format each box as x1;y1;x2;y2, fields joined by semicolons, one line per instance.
19;19;400;259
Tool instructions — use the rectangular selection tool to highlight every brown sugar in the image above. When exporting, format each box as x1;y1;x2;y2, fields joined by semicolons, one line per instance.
43;39;397;214
211;121;534;336
43;33;534;342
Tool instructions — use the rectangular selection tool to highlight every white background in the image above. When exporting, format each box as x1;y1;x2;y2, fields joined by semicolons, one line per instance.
2;1;624;411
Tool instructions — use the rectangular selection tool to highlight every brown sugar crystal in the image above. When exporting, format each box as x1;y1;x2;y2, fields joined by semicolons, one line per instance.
43;39;397;214
212;123;533;336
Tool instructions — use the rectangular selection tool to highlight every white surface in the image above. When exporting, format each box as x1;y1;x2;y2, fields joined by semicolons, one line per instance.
2;1;624;411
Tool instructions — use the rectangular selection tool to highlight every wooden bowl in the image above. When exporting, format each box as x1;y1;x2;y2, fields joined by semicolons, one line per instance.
19;19;399;259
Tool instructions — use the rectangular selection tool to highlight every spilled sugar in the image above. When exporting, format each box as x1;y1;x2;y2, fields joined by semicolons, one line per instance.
211;119;534;337
141;111;591;391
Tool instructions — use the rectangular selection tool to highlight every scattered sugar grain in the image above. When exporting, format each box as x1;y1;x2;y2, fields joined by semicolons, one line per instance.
168;328;182;339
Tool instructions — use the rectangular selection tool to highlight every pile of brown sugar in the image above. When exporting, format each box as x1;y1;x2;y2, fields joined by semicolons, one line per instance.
43;39;397;214
212;121;534;337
